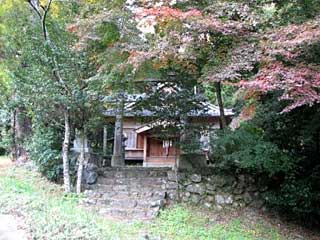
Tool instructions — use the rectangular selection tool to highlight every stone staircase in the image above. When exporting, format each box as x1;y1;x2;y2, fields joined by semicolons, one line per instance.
81;167;172;221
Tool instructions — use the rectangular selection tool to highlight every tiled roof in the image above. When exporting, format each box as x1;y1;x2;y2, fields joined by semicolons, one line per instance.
103;94;234;117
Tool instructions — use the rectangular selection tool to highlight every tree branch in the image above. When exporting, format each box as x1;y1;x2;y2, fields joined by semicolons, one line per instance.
28;0;72;95
28;0;42;20
41;0;53;40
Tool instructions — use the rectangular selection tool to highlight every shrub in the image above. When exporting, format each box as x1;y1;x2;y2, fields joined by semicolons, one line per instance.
211;123;296;176
0;130;12;156
97;22;120;47
210;100;320;223
265;176;314;216
0;147;5;156
27;127;63;182
0;110;12;155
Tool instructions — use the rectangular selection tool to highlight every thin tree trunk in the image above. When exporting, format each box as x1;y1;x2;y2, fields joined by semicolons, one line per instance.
28;1;72;192
76;129;85;194
11;110;17;162
215;82;227;129
62;110;71;193
111;98;125;167
177;115;188;169
15;107;23;160
15;107;32;161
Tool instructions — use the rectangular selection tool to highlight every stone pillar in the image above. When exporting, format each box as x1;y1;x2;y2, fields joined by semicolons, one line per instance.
111;113;125;167
103;125;108;156
72;130;90;153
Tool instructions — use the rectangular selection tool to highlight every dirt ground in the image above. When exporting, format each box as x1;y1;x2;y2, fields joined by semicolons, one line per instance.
0;157;29;240
0;214;28;240
0;156;12;170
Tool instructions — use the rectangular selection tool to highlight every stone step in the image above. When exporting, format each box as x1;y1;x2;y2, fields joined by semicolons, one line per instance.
97;207;160;220
98;167;169;179
83;167;171;220
84;188;167;200
97;193;165;201
97;177;165;187
89;183;166;193
82;187;167;212
96;198;155;209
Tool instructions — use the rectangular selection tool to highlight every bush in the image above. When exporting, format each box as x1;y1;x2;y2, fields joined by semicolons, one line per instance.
0;147;5;156
27;127;63;182
210;122;319;220
211;99;320;223
266;176;313;216
0;130;12;156
211;123;296;176
97;22;120;47
0;110;12;155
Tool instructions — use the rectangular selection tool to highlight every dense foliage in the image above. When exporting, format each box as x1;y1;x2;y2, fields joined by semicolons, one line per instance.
212;95;320;221
212;124;295;176
27;126;63;181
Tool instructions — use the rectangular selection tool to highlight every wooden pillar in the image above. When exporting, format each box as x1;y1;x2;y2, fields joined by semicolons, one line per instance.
103;125;108;156
143;135;147;167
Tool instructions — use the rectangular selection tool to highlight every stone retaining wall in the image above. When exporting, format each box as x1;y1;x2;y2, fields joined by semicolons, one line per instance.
83;167;267;219
163;170;267;210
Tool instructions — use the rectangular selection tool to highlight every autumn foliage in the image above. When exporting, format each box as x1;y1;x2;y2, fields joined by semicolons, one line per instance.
136;6;202;21
263;18;320;60
240;62;320;112
239;18;320;112
68;1;320;113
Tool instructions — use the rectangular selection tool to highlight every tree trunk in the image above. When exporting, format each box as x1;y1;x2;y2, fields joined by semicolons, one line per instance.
215;82;227;129
10;93;32;162
62;110;71;193
177;115;187;169
111;99;125;167
11;110;17;162
15;107;32;161
76;129;85;194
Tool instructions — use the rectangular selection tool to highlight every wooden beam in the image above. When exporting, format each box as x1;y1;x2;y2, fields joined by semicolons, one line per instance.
143;135;147;166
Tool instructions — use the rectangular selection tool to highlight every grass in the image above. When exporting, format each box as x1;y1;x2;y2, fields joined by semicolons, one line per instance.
148;206;282;240
0;165;290;240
